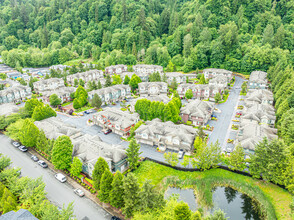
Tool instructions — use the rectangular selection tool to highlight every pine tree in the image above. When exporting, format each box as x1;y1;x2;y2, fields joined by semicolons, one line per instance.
228;145;246;171
214;92;222;103
123;75;130;85
174;202;191;220
19;118;39;147
126;138;142;170
49;94;61;107
185;89;193;99
36;129;48;152
109;171;124;208
98;169;113;203
105;74;112;87
123;173;140;218
92;157;110;190
97;80;102;89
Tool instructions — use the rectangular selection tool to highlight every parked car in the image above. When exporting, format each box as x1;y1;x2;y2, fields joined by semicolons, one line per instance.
78;112;84;116
55;173;67;183
111;216;121;220
31;155;39;162
226;147;233;153
74;188;85;197
103;129;112;135
211;114;217;118
12;142;20;147
18;146;28;152
178;149;185;159
84;110;90;114
38;160;48;168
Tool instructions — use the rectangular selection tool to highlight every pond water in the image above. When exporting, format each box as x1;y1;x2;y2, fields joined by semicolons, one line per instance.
165;187;261;219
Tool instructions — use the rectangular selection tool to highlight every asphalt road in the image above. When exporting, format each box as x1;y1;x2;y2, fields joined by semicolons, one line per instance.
0;134;111;220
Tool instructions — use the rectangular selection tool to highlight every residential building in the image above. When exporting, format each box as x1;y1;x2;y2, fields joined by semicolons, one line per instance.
6;71;22;79
92;107;140;137
49;65;70;71
133;64;163;74
0;209;38;220
138;82;168;97
34;117;127;175
129;94;171;112
208;75;229;88
105;64;127;75
203;68;233;81
244;89;274;105
135;119;198;152
177;83;225;100
0;103;20;116
0;85;32;104
248;71;267;89
180;100;215;126
67;69;104;86
240;103;276;126
163;72;196;84
23;67;50;77
42;86;76;103
88;84;131;104
33;78;64;93
73;134;128;175
121;72;149;82
236;122;278;152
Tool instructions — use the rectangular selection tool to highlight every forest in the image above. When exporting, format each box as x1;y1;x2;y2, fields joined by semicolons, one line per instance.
0;0;293;74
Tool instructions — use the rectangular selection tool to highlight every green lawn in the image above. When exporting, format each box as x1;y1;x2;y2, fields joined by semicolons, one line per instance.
74;105;93;113
133;160;293;220
61;101;72;107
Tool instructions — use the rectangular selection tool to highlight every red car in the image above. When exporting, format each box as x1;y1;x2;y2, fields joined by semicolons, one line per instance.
103;129;112;135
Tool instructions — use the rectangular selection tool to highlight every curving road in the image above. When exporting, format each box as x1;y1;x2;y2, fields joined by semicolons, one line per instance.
0;134;111;220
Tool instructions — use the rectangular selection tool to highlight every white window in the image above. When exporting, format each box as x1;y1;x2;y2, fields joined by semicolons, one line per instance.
173;139;179;145
142;133;148;139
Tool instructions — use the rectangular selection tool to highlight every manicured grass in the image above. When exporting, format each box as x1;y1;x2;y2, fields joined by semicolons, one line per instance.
218;94;229;104
240;91;247;96
74;105;93;113
61;101;72;107
133;160;293;220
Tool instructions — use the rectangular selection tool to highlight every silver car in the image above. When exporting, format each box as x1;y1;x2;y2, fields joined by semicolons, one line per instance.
12;142;20;147
74;188;85;197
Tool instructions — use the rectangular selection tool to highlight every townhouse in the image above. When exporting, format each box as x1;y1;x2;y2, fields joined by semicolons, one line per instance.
0;85;32;104
244;89;274;105
105;64;128;75
135;119;198;152
248;71;267;89
33;78;64;93
203;68;233;81
177;83;225;100
180;100;215;126
67;69;104;86
133;64;163;74
129;94;171;112
42;86;76;103
240;103;276;126
92;107;140;137
235;122;278;152
6;71;22;79
121;72;149;82
162;72;196;84
208;75;230;88
34;117;128;175
138;82;168;97
88;84;131;104
49;65;70;71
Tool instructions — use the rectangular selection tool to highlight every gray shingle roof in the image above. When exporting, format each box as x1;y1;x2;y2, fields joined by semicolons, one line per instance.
180;100;215;118
249;71;267;84
0;209;38;220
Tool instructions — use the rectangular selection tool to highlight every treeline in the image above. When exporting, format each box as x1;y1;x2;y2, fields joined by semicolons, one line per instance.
135;97;181;123
0;0;293;73
0;153;75;219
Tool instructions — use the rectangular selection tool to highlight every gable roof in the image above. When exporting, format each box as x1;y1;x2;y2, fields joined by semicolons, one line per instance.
180;100;215;118
0;209;38;220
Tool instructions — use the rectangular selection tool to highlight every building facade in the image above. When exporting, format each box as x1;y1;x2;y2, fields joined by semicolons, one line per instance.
92;107;140;137
105;65;128;75
248;71;267;89
133;64;163;74
138;82;168;97
203;68;233;81
0;85;32;104
67;69;103;86
33;78;64;93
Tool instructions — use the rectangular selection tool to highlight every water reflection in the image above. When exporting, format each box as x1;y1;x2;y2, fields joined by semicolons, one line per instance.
165;187;261;220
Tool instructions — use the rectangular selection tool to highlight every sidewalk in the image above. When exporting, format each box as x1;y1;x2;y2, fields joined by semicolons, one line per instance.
28;148;126;220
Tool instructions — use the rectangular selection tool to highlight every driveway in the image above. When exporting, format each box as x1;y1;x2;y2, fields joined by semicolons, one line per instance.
0;135;111;220
207;76;244;150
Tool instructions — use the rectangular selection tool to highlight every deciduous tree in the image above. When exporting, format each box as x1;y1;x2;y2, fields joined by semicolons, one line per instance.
51;136;73;170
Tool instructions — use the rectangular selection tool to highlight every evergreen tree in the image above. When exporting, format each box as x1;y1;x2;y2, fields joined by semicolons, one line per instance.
109;171;124;208
126;138;142;170
92;157;110;190
185;89;193;99
123;173;140;218
51;136;73;170
70;157;83;177
98;169;113;203
129;74;142;91
91;93;102;109
49;94;61;107
214;92;222;103
97;80;102;89
174;202;191;220
36;129;49;152
105;74;112;87
228;145;246;171
123;75;130;85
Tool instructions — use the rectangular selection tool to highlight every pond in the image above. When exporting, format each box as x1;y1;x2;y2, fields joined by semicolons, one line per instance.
165;187;261;219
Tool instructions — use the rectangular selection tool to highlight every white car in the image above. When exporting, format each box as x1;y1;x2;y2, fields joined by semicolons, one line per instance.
74;188;85;197
55;173;67;183
12;142;20;147
178;149;185;159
